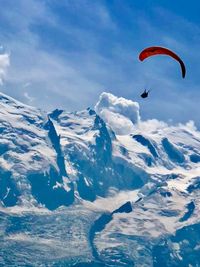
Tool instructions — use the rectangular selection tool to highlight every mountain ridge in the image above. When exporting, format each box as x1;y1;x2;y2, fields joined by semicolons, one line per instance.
0;91;200;266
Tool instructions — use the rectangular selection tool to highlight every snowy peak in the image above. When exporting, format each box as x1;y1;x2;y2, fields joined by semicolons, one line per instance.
0;92;53;176
0;91;200;213
1;91;200;266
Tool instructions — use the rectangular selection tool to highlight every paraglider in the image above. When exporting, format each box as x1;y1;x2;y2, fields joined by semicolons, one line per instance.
141;89;150;98
138;46;186;99
139;46;186;78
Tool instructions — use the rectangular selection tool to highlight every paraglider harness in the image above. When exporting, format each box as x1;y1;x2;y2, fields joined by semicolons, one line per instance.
140;89;150;98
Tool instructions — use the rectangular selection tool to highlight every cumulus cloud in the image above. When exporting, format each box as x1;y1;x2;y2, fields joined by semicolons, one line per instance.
95;92;140;135
0;53;10;85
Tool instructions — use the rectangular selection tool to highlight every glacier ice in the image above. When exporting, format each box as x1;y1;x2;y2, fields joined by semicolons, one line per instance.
0;91;200;266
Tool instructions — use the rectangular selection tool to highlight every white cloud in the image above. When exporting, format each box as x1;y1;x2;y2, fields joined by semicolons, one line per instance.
0;53;10;85
138;119;168;134
0;0;118;111
95;92;140;135
24;91;35;103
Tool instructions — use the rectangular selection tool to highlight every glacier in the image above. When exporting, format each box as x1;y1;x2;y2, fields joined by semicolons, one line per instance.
0;91;200;266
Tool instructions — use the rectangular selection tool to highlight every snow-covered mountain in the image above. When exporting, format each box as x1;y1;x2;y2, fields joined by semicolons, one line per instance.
0;91;200;266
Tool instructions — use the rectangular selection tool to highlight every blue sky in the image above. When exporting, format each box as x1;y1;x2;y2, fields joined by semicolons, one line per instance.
0;0;200;126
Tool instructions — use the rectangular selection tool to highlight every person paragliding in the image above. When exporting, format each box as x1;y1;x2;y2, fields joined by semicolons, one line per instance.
139;46;186;98
140;89;150;98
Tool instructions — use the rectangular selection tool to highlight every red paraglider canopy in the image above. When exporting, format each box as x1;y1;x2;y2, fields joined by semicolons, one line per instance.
139;46;186;78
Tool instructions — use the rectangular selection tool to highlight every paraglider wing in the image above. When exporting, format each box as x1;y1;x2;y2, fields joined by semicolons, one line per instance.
139;46;186;78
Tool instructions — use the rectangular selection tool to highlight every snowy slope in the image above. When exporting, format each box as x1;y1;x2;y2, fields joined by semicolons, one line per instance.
0;91;200;266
